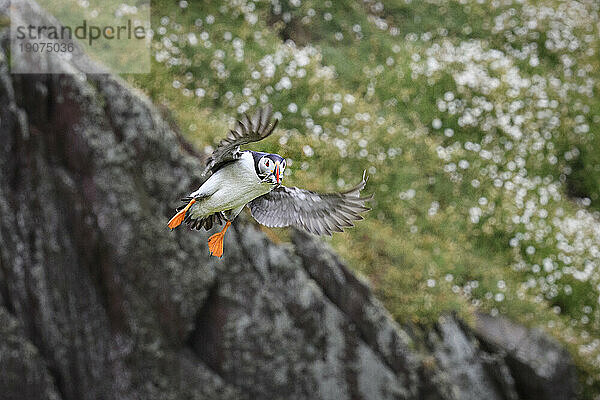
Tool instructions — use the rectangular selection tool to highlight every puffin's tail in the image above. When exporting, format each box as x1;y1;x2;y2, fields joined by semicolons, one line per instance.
184;211;225;231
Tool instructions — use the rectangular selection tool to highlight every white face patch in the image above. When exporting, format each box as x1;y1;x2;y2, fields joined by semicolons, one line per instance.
258;156;273;176
257;156;286;183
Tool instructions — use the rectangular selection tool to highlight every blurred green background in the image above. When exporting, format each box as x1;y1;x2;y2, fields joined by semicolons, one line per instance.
33;0;151;72
121;0;598;395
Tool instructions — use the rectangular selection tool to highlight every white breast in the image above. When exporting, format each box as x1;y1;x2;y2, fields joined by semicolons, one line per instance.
189;152;273;218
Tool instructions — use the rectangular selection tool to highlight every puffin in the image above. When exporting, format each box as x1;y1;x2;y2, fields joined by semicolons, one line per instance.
168;104;372;257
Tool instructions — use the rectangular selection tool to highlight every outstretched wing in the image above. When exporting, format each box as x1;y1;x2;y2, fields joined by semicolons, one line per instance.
248;172;372;236
202;104;279;176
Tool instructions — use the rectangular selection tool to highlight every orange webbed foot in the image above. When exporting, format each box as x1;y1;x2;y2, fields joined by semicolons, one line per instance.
168;199;196;229
207;221;231;257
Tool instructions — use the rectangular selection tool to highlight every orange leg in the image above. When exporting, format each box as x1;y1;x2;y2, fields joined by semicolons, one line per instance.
167;199;196;229
207;221;231;258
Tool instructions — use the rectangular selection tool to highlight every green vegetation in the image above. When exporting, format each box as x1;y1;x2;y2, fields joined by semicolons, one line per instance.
35;0;151;73
124;0;599;396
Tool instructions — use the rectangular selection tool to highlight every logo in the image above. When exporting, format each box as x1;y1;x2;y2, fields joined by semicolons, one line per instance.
11;0;151;73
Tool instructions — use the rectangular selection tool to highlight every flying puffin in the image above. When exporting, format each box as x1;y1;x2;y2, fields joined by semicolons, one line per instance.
167;104;372;257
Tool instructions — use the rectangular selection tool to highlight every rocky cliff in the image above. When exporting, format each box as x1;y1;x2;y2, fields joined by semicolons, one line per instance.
0;21;578;400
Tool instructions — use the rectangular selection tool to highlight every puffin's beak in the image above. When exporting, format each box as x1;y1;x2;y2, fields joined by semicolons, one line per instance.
275;161;281;184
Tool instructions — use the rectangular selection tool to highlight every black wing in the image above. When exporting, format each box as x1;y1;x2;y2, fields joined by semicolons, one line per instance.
202;105;279;176
248;172;372;236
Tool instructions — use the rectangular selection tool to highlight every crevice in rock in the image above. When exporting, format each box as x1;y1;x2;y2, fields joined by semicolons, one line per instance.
232;222;266;282
0;255;15;315
478;350;519;400
187;282;227;378
503;356;547;400
44;359;69;400
472;314;578;400
45;75;56;123
90;78;129;146
342;325;362;400
455;318;518;400
84;235;129;335
185;281;250;397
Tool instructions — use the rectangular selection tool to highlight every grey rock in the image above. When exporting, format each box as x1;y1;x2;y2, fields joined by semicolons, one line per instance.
474;313;578;400
429;315;518;400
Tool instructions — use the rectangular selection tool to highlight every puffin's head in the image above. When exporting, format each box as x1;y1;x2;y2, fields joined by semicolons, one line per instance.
257;153;286;185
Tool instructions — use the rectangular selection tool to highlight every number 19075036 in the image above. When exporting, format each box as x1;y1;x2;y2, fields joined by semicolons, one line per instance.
19;42;74;53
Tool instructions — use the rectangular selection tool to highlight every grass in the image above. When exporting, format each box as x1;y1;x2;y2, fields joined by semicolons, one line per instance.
122;0;600;396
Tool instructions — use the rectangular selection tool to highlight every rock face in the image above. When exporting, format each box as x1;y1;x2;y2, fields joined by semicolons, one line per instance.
0;21;578;400
473;313;579;400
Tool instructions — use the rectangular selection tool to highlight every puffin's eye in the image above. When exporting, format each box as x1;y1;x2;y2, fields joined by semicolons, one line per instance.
265;159;270;167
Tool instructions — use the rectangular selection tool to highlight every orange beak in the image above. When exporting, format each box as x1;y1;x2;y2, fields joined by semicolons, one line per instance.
275;162;280;184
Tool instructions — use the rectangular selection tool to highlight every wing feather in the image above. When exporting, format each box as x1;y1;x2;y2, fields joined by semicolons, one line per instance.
203;105;279;176
248;172;372;236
